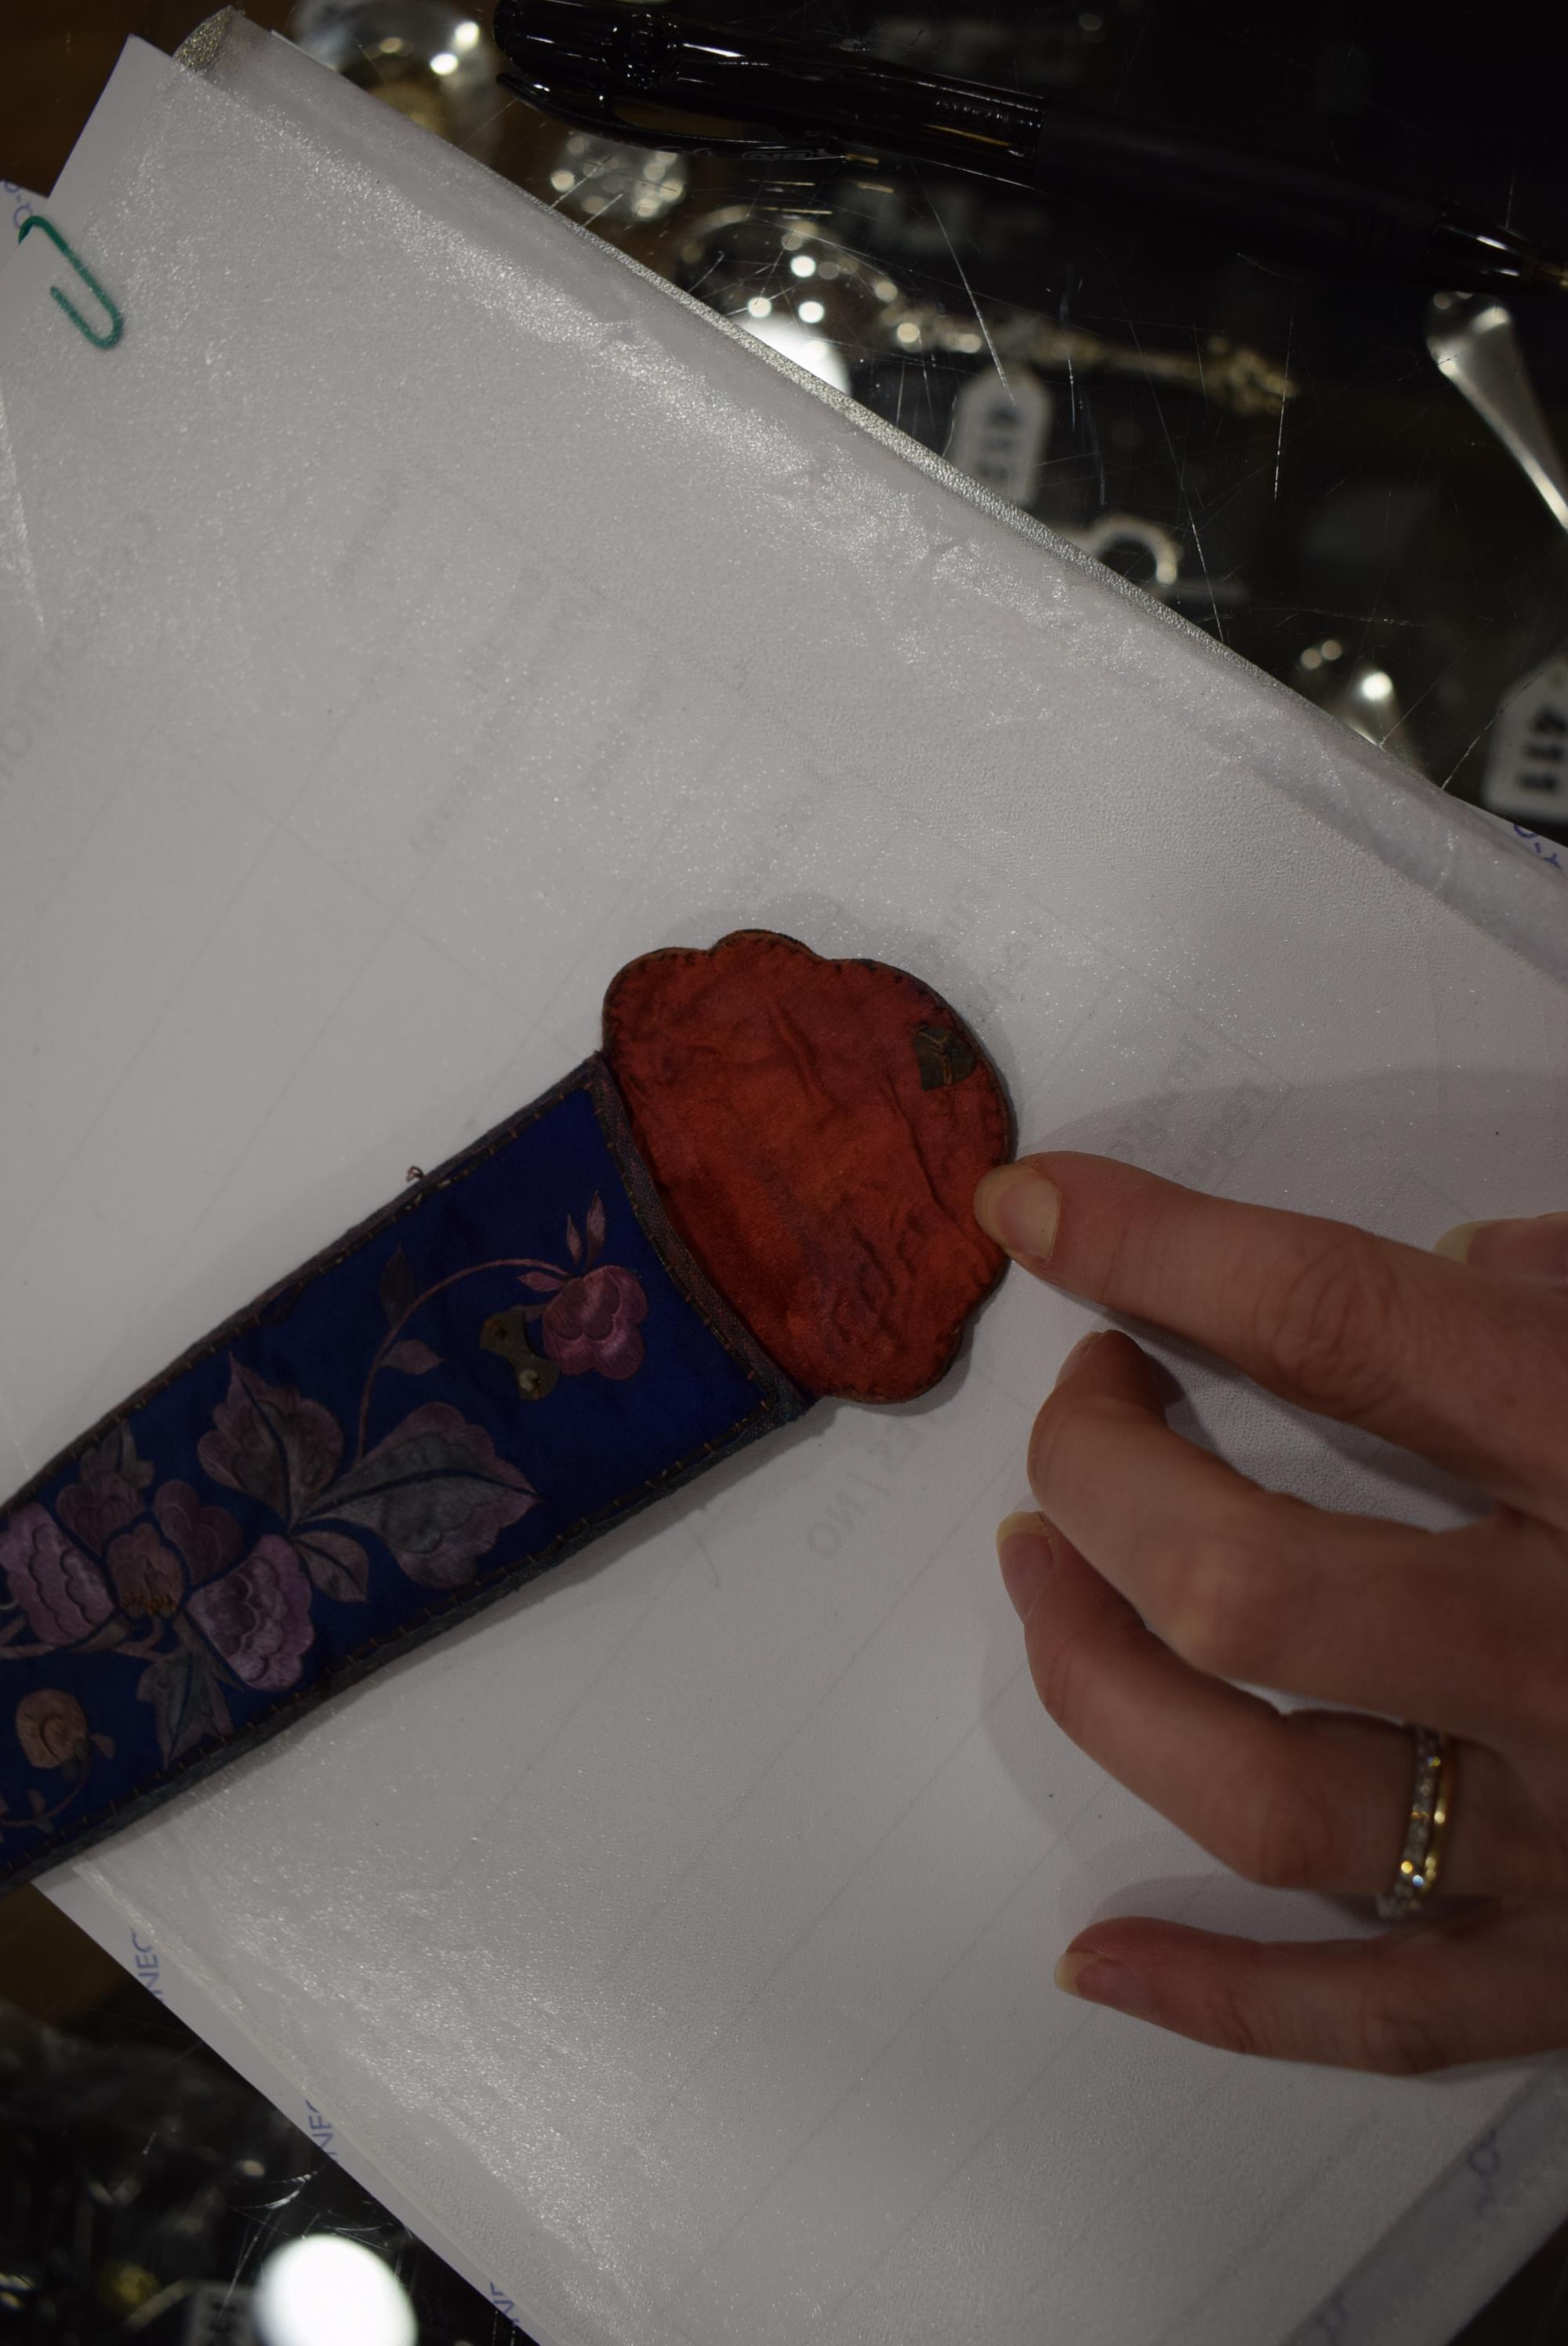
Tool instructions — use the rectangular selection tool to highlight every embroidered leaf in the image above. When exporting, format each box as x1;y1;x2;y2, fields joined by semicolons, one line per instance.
379;1244;418;1329
521;1270;562;1293
91;1732;116;1758
198;1362;343;1524
383;1339;442;1376
81;1425;155;1493
584;1193;606;1266
258;1280;306;1328
522;1302;548;1322
79;1614;132;1656
307;1404;535;1591
566;1215;583;1266
292;1530;370;1605
137;1647;233;1765
27;1788;46;1818
154;1481;243;1584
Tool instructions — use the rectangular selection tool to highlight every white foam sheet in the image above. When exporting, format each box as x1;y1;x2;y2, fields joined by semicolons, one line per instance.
2;25;1566;2344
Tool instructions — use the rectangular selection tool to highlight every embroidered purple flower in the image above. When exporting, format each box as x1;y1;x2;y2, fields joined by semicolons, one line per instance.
187;1538;314;1691
1;1505;114;1645
541;1265;648;1381
15;1687;91;1769
152;1481;241;1586
106;1523;186;1620
56;1470;143;1556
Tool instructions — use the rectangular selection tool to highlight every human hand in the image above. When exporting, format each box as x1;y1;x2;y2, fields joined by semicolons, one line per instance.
973;1155;1568;2072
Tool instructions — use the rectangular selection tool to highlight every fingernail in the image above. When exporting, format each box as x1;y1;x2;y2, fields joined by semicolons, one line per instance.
1054;1329;1104;1389
996;1511;1052;1620
975;1163;1062;1263
1054;1950;1155;2019
1436;1212;1568;1287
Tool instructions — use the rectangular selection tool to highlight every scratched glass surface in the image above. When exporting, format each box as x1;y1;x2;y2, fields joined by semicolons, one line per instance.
9;0;1568;823
0;1885;524;2341
4;7;1568;2344
444;0;1568;838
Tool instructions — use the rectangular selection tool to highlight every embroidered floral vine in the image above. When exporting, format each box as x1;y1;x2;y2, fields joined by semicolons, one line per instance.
0;1195;648;1844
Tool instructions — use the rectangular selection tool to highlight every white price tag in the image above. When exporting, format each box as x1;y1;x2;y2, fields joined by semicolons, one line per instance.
945;363;1052;506
1483;654;1568;819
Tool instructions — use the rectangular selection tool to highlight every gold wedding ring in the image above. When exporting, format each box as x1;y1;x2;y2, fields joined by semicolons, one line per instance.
1377;1727;1456;1923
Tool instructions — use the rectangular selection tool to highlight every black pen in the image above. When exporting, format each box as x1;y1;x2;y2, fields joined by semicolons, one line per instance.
492;0;1568;297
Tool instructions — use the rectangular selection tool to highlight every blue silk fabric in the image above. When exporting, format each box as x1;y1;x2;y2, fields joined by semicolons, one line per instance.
0;1060;806;1889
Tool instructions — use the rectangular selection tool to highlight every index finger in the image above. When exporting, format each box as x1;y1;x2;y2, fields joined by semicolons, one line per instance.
975;1152;1568;1515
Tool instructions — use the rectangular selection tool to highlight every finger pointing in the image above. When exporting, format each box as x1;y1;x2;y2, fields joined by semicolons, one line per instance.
1437;1211;1568;1290
976;1153;1568;1519
1053;1901;1568;2070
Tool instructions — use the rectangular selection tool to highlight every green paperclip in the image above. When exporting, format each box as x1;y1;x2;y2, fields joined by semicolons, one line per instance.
17;216;123;350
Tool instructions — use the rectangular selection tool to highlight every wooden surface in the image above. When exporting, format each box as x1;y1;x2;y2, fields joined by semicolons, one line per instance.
0;1;293;194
